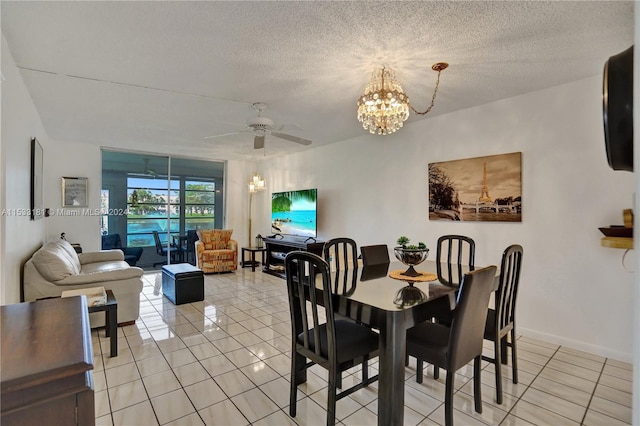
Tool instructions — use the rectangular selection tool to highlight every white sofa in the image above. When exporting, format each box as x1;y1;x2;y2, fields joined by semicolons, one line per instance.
24;239;144;327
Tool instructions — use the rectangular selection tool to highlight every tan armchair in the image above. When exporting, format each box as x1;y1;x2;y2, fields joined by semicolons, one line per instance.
195;229;238;273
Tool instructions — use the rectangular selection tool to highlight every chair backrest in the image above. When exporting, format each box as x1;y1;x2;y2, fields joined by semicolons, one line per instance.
197;229;233;250
285;251;336;363
323;238;358;271
323;238;359;295
495;245;524;332
448;265;497;370
152;231;165;256
101;234;123;250
186;229;198;253
360;244;390;266
436;235;476;287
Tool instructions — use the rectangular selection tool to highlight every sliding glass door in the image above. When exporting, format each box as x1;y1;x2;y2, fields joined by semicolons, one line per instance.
101;150;225;268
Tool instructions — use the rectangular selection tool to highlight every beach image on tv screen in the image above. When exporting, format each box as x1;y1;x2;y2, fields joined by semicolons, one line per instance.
271;189;317;237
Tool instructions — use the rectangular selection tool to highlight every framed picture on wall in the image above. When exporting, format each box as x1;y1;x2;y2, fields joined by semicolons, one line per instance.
62;177;88;207
428;152;522;222
30;137;44;220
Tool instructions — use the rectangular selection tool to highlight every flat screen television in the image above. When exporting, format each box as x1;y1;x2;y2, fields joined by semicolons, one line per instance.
603;45;633;171
271;188;317;238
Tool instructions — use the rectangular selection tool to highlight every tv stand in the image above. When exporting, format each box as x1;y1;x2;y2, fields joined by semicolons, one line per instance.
263;237;325;279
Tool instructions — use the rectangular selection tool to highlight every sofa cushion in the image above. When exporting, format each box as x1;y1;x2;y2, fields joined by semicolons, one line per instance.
58;240;82;271
32;240;81;282
200;249;235;262
197;229;233;250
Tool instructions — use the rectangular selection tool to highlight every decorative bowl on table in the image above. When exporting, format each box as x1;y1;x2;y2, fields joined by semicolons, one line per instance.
393;247;429;277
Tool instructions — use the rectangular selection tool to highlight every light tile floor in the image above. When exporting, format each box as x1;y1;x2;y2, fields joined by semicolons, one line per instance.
93;269;632;425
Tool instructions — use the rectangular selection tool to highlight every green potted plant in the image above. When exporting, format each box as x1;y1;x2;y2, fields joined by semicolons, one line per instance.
394;236;429;277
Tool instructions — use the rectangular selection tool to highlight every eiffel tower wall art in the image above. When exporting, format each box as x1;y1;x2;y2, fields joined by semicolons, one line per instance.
428;152;522;222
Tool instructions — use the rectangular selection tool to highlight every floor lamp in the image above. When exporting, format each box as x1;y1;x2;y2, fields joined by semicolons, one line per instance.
248;173;266;248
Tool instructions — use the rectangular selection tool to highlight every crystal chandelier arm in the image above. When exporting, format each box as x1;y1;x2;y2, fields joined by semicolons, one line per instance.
408;62;448;116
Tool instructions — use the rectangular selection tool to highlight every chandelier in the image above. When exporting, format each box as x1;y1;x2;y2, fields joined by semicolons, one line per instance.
248;172;265;193
356;63;448;135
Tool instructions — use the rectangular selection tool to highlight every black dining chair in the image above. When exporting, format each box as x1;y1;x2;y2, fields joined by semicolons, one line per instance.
185;229;199;265
323;237;359;271
323;237;366;362
152;230;182;267
482;244;523;404
360;244;390;266
436;235;476;287
101;233;143;266
426;235;477;377
406;265;497;426
285;251;379;426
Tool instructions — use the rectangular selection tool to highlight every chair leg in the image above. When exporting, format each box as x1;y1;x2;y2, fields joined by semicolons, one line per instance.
444;370;455;426
434;365;440;380
473;356;483;413
327;370;338;426
405;353;409;366
289;355;298;417
362;358;369;385
500;336;508;365
416;359;424;384
494;336;503;405
511;328;519;384
289;352;307;418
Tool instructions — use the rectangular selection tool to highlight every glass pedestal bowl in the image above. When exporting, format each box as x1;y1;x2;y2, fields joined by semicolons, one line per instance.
393;247;429;277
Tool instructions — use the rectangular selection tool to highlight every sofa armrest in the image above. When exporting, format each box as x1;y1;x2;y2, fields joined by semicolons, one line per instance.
79;250;124;264
195;240;205;255
228;239;238;253
54;266;143;286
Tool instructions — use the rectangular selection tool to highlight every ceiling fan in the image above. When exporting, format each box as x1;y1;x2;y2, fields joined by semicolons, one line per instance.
204;102;312;150
128;158;159;177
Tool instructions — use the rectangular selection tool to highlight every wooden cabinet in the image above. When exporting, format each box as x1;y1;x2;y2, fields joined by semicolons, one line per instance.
1;297;94;425
263;237;325;278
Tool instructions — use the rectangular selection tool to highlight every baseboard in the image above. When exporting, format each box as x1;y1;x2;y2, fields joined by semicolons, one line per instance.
519;327;632;364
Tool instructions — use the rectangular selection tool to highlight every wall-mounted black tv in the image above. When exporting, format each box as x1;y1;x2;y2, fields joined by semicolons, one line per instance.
603;45;633;171
271;188;317;238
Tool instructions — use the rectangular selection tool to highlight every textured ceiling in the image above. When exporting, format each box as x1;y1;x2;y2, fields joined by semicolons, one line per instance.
1;1;634;160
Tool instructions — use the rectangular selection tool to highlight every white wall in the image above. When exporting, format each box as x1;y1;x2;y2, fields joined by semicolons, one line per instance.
1;36;50;304
257;76;635;361
43;141;103;251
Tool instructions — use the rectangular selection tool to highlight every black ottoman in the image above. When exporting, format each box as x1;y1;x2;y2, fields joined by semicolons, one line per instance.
162;263;204;305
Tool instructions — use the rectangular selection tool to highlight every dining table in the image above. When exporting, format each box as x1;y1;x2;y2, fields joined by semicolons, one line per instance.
306;260;484;426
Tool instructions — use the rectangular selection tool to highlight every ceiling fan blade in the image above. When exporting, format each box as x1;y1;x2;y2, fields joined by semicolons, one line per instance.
254;134;265;149
271;132;312;145
204;130;248;140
